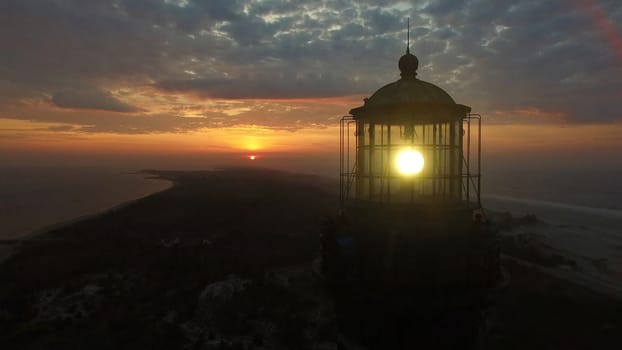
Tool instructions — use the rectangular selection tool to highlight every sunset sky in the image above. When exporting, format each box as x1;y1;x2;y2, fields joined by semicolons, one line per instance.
1;0;621;176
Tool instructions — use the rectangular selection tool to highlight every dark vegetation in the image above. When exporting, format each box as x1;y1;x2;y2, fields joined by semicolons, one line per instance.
485;211;622;349
1;168;621;349
0;168;338;349
486;259;622;349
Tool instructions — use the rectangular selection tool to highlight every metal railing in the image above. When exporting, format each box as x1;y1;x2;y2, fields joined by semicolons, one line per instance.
340;114;482;208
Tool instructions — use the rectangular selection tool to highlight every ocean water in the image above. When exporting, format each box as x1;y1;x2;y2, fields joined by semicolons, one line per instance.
482;166;622;297
0;167;172;239
483;165;622;211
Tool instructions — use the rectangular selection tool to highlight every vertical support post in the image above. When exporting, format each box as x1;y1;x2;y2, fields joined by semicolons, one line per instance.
411;123;417;202
420;123;425;197
387;123;392;203
477;115;482;206
355;121;359;198
339;117;344;208
380;124;384;200
466;115;471;203
449;120;456;199
369;123;375;200
433;123;437;196
346;121;358;196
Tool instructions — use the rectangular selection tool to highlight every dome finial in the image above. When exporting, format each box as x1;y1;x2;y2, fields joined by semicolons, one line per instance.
399;17;418;79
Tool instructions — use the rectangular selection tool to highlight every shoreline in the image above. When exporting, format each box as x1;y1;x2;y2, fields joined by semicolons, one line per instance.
0;172;175;264
25;173;175;240
1;168;621;348
3;169;620;296
483;193;622;218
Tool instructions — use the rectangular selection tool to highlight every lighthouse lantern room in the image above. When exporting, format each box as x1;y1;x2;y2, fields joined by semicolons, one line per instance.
340;48;481;208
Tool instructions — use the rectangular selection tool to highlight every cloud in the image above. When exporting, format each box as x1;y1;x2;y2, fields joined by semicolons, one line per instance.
51;89;141;113
154;73;377;99
0;0;621;135
14;109;232;135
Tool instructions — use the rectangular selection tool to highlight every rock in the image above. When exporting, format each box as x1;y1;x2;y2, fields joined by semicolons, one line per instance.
33;284;104;323
82;284;103;296
163;310;178;324
264;270;290;288
514;214;539;226
312;342;339;350
251;319;277;339
199;275;251;301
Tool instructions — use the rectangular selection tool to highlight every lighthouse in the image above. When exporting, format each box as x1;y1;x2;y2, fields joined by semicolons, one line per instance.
322;43;500;349
341;46;480;208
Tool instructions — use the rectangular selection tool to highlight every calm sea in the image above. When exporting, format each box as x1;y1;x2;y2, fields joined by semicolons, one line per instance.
482;165;622;296
0;167;172;239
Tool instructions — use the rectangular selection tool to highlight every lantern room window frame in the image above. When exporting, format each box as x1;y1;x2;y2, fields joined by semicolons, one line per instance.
340;113;481;208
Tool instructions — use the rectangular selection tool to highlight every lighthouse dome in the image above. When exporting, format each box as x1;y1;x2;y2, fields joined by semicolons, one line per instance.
349;51;470;121
365;78;456;107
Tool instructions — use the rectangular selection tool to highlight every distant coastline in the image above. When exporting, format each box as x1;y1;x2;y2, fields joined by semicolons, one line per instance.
484;193;622;219
23;172;174;241
0;168;173;240
0;170;174;263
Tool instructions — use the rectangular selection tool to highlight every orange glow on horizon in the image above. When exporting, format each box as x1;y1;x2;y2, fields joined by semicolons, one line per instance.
3;120;622;163
0;118;341;156
483;122;622;155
